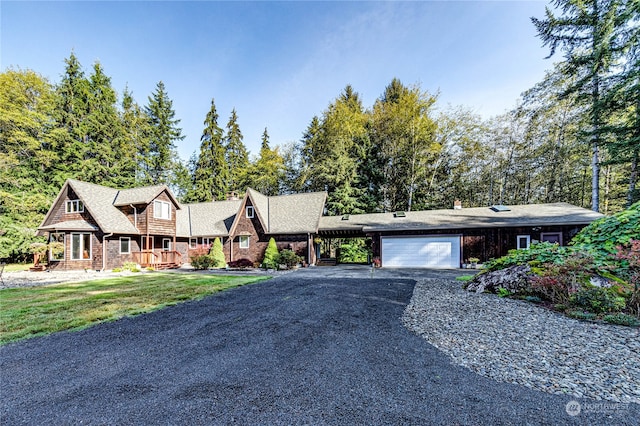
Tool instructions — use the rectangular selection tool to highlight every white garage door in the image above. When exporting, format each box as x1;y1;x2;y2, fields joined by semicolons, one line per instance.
381;236;461;268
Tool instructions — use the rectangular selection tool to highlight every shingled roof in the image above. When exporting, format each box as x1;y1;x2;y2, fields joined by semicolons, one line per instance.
176;200;242;238
113;185;179;207
318;203;603;233
39;179;140;235
266;192;327;234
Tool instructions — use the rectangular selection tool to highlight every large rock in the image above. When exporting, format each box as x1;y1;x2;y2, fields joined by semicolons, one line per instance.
464;265;532;294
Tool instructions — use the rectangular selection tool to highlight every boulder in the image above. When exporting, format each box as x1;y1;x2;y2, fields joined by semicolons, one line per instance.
464;265;532;294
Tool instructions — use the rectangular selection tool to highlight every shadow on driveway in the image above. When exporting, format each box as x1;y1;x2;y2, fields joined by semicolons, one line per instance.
1;273;636;425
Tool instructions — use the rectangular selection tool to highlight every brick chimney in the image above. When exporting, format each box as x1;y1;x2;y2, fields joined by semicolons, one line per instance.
454;199;462;210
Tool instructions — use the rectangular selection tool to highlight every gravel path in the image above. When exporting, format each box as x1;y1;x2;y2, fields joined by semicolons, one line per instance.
403;278;640;405
0;270;139;289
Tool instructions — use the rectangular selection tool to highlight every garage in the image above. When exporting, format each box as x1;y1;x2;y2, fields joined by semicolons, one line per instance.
381;235;461;268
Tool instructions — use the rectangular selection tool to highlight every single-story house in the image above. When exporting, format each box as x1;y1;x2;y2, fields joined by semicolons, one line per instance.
318;203;604;268
37;179;603;270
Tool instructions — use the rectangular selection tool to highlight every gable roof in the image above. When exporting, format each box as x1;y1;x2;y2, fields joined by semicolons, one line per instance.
229;189;327;235
318;203;603;233
113;185;180;208
38;179;140;235
176;200;242;238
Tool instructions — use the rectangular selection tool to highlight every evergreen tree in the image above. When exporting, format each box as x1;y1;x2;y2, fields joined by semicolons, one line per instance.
55;51;90;182
82;62;128;186
224;108;249;192
121;87;151;186
188;98;228;201
532;0;628;212
262;237;279;269
209;237;226;268
143;81;184;185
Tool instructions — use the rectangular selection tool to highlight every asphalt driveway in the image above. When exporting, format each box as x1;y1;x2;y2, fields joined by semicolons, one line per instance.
1;271;637;425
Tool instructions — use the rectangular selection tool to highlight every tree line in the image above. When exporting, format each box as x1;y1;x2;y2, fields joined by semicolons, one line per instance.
1;0;637;261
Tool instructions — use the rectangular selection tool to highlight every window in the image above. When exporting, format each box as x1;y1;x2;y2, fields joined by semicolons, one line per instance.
65;200;84;213
516;235;530;250
49;233;65;261
246;206;254;218
541;232;562;245
163;238;172;251
71;233;91;260
189;238;197;249
120;237;131;254
154;200;171;220
239;236;250;249
202;238;210;246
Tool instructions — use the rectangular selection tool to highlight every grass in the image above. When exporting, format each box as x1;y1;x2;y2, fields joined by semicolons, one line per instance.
3;263;31;272
0;273;269;345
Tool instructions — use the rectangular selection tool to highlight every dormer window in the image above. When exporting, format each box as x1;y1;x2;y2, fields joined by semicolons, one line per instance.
154;200;171;220
246;206;254;218
65;200;84;213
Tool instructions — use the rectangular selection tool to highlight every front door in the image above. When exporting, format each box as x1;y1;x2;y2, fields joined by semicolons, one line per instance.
143;236;155;252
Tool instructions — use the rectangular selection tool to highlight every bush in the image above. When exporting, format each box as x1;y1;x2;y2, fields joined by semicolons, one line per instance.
122;262;138;272
262;238;279;269
228;258;254;269
567;311;597;321
112;268;122;272
603;313;640;327
338;239;370;263
209;237;226;268
191;254;213;270
483;242;569;272
278;249;301;269
529;252;595;305
569;287;626;314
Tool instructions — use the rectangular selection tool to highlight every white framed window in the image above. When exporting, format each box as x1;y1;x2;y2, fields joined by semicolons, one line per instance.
202;238;210;246
189;238;197;249
516;235;530;250
49;233;65;261
246;206;254;218
541;232;562;245
163;238;172;251
239;236;250;249
154;200;171;220
71;233;91;260
120;237;131;254
65;200;84;213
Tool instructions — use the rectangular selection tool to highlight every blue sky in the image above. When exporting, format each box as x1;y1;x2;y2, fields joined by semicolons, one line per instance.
2;1;551;160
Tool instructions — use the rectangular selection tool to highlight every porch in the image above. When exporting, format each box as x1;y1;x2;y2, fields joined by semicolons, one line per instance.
132;250;183;270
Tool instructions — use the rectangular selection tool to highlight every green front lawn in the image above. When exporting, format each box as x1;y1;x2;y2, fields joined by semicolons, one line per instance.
0;273;269;345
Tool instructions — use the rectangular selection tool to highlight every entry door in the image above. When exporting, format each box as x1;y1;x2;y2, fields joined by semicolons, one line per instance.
381;236;461;268
143;236;155;251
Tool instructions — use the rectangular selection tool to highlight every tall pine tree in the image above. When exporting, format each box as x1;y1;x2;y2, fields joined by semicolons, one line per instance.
224;108;249;192
187;98;228;202
143;81;184;185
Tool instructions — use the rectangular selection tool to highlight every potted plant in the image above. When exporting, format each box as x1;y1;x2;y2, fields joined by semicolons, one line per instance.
372;257;382;268
468;257;480;269
29;242;49;271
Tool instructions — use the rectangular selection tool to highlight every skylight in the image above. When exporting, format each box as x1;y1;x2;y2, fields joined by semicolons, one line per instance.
394;211;406;218
342;215;350;220
490;205;511;212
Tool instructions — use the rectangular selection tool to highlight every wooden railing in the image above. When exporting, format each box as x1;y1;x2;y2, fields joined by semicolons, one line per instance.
132;250;183;268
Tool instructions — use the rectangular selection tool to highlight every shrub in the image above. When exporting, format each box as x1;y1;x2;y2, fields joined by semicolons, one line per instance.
569;288;626;314
496;287;511;298
112;268;122;272
229;258;254;269
529;253;595;305
338;239;370;263
603;313;640;327
567;311;597;321
122;262;138;272
191;254;213;270
483;242;569;272
262;238;279;269
209;237;226;268
278;249;301;269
